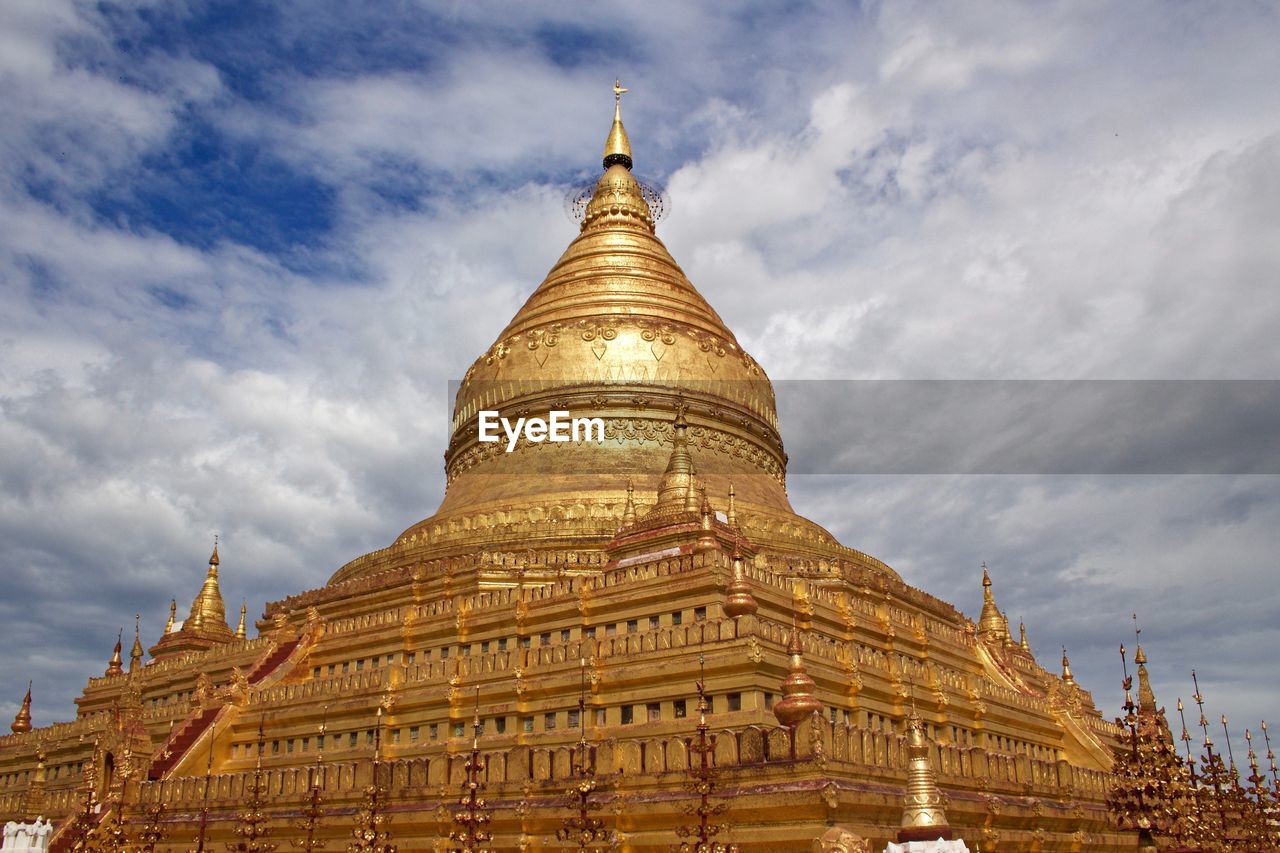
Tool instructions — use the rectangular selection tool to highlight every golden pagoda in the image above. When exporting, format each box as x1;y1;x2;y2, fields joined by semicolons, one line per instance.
0;84;1139;851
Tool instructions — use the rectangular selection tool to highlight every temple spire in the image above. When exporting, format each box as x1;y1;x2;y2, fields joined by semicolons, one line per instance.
10;682;32;733
723;539;758;619
235;602;248;640
726;482;737;527
187;537;231;635
164;598;176;634
129;614;144;671
773;610;823;727
105;629;124;677
602;79;633;170
1018;620;1031;654
1132;615;1157;714
977;563;1007;642
898;706;955;843
620;478;637;528
1061;647;1075;686
647;405;698;517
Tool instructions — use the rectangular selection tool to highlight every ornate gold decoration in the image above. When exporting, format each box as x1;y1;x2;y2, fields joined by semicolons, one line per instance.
1105;638;1191;851
236;602;248;640
722;540;758;619
65;753;102;852
898;705;955;843
228;721;277;852
293;708;329;852
349;708;395;853
187;715;218;853
812;827;870;852
557;660;612;851
449;688;492;853
137;800;168;853
773;613;823;728
675;654;737;853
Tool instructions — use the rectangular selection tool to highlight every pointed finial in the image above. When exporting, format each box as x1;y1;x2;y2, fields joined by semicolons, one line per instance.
1221;714;1238;773
977;563;1006;641
646;405;700;518
1061;647;1074;686
727;482;737;527
188;539;231;635
1018;620;1030;653
129;614;144;670
603;79;633;170
165;598;176;634
235;602;248;640
898;705;955;842
723;538;758;619
105;629;125;677
774;608;823;727
1176;697;1197;768
10;682;32;733
1261;720;1279;789
620;478;636;528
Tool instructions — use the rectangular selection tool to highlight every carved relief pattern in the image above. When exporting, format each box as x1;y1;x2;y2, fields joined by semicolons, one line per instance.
445;415;785;484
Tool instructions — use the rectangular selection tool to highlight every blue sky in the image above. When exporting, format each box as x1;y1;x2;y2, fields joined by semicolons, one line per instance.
2;0;1279;754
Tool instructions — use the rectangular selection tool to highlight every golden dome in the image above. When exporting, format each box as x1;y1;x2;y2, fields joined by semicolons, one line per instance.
330;85;893;584
418;88;792;533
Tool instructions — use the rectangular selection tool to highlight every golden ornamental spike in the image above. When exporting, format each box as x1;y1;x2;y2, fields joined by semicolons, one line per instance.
723;539;758;619
187;716;218;853
294;706;330;852
557;658;612;850
772;609;823;727
1107;636;1195;850
227;717;277;852
449;686;492;852
602;79;633;170
675;652;737;852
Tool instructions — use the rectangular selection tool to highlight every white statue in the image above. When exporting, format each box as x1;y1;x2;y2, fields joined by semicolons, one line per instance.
32;818;52;849
885;841;972;853
0;816;53;851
